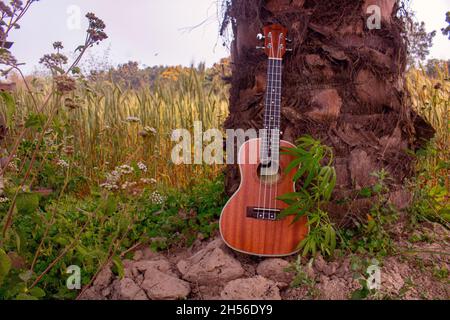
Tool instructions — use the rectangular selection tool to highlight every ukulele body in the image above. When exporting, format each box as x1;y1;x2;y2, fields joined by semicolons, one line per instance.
220;138;308;257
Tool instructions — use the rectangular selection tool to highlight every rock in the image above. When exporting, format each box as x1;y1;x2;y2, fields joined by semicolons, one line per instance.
307;89;342;121
116;278;142;300
134;259;172;274
177;247;244;285
220;276;281;300
256;259;293;283
133;250;144;261
135;274;144;286
101;288;111;297
79;288;105;300
122;259;134;278
141;269;191;300
317;276;349;300
313;255;326;273
205;237;229;251
323;262;338;276
134;290;149;300
142;247;160;260
93;266;113;290
336;259;351;277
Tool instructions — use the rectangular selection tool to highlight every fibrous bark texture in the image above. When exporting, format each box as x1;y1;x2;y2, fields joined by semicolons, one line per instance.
221;0;434;223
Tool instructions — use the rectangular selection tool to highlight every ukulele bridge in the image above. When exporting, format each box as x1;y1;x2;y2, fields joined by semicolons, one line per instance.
246;207;280;221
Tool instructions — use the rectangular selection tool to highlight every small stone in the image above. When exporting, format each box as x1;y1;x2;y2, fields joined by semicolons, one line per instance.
141;269;190;300
134;290;149;300
177;247;244;285
133;250;144;261
314;255;326;273
93;266;113;289
256;259;293;283
79;288;105;300
323;262;338;276
134;259;173;275
220;276;281;300
317;276;349;300
101;287;111;297
117;278;142;300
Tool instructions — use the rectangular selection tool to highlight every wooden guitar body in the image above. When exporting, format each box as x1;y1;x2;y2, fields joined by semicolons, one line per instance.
220;138;308;256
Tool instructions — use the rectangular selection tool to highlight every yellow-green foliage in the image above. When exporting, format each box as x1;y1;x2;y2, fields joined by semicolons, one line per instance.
407;64;449;187
4;69;229;188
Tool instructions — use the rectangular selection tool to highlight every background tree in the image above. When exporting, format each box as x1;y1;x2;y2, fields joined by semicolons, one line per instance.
220;0;435;224
442;11;450;40
404;20;436;66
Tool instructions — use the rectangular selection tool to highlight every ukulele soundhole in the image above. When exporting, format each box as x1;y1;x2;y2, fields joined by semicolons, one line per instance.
257;161;281;185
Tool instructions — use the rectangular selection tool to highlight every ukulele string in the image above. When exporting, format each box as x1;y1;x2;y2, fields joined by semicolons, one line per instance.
264;52;277;213
273;57;282;215
257;57;270;212
270;43;282;215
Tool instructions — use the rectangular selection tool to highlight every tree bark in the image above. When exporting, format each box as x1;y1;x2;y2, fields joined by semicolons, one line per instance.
222;0;434;223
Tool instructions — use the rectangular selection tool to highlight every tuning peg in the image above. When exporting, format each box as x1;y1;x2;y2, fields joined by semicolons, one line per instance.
257;33;265;40
256;46;265;50
286;38;293;43
286;48;293;52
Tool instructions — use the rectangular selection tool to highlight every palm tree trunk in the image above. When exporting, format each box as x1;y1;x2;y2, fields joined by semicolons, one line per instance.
221;0;434;223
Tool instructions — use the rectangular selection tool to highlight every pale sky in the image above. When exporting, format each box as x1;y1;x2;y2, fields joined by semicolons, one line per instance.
7;0;450;74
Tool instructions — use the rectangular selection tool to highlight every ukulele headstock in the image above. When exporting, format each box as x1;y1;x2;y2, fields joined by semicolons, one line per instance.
257;24;291;59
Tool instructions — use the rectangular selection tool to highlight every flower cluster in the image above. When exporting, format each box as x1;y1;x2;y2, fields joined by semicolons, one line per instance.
126;116;140;123
39;53;68;73
150;191;166;205
100;162;153;191
56;159;69;169
118;164;134;175
121;181;137;190
86;12;108;45
54;75;76;93
137;161;147;172
139;126;157;138
0;196;9;203
140;178;157;184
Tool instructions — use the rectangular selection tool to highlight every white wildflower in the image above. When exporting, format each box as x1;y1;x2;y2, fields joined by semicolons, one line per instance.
57;159;69;168
121;181;137;190
137;162;147;172
140;178;157;184
150;191;166;205
126;116;141;123
7;162;18;172
0;197;9;203
118;165;134;175
144;126;157;135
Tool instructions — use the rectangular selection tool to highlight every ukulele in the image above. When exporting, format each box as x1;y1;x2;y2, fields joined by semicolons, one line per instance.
220;24;308;257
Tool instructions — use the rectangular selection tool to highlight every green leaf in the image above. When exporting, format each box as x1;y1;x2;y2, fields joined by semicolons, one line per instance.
0;248;12;286
25;112;47;129
372;184;383;194
16;192;40;215
112;256;124;279
29;287;46;298
359;187;372;198
19;270;33;282
351;287;369;300
15;293;39;300
0;91;16;129
284;158;302;174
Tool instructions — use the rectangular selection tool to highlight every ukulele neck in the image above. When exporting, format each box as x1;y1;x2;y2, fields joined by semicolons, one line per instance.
261;57;283;167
